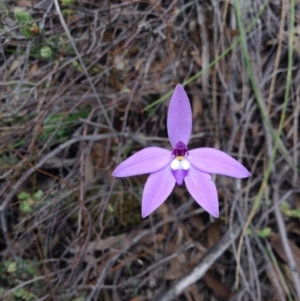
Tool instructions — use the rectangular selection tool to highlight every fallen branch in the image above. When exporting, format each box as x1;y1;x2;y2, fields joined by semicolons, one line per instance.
153;222;242;301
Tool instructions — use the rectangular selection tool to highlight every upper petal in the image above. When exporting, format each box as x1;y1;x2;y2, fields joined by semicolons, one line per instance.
142;166;175;218
167;84;192;148
189;148;251;178
184;167;219;217
112;147;172;177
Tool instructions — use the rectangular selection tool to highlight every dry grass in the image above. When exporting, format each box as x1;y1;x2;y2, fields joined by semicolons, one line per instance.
1;0;300;300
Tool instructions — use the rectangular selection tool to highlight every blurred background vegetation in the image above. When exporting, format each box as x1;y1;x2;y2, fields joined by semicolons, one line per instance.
1;0;300;300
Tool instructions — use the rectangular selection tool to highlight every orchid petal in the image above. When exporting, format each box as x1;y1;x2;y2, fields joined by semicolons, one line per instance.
172;169;188;186
167;84;192;148
184;167;219;217
142;166;175;217
112;147;172;177
189;148;251;178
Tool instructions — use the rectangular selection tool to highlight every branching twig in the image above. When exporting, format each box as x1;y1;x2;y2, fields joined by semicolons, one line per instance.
153;223;242;301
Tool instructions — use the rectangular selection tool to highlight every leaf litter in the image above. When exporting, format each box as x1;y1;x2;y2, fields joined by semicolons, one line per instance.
1;1;300;300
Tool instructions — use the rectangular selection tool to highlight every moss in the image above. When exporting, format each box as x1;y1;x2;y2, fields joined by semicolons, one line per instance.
117;192;142;226
106;192;142;228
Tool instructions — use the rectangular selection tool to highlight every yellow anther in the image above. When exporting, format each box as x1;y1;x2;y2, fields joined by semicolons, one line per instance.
177;156;183;161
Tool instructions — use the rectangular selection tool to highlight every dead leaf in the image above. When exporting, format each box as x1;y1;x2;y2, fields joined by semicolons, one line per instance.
17;0;38;7
188;216;205;233
78;230;164;253
92;249;120;280
193;241;207;256
114;54;126;71
135;58;143;71
91;142;105;170
165;241;189;280
149;0;161;12
203;272;232;301
28;62;38;74
157;202;169;220
184;283;203;301
233;129;243;148
251;121;259;141
8;57;25;76
129;297;146;301
140;233;165;246
176;224;185;246
286;221;300;236
81;233;128;252
207;221;221;248
192;94;203;118
165;253;191;280
225;114;233;130
191;50;202;68
269;233;300;269
225;28;240;40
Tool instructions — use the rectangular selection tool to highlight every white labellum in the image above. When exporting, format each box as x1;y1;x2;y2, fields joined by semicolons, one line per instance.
171;158;190;170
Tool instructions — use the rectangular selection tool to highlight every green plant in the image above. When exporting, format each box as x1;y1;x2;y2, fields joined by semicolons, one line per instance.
39;110;90;142
247;227;272;238
13;288;35;301
1;259;42;300
14;8;39;39
18;190;44;213
281;203;300;218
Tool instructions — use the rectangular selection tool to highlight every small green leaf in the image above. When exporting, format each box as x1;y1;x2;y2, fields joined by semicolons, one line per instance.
72;60;82;71
61;0;76;6
40;46;52;58
25;263;37;277
288;209;300;218
14;8;32;24
122;87;131;94
107;204;114;213
280;202;290;212
14;288;25;298
20;27;32;38
247;227;271;238
14;8;38;38
24;292;36;301
18;192;30;200
20;200;32;213
256;227;271;238
7;261;17;273
33;190;43;201
280;202;300;218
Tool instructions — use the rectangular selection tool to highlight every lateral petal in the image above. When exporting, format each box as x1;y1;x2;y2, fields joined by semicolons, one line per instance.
189;148;251;178
184;167;219;217
142;166;175;218
112;147;172;177
167;84;192;148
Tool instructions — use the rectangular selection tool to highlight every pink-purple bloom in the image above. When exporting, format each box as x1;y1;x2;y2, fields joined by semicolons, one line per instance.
112;84;251;218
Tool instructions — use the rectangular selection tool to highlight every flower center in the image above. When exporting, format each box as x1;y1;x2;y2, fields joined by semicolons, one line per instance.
172;141;189;157
171;141;189;186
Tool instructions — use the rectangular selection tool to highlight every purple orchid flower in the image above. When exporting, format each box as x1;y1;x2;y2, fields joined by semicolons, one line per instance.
112;84;251;218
